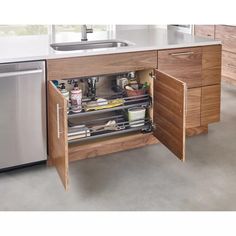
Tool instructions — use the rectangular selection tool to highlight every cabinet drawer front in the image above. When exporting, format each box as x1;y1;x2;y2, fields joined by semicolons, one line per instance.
195;25;215;39
215;25;236;53
202;45;222;86
222;50;236;81
47;51;157;80
201;85;221;125
186;88;201;128
158;47;202;88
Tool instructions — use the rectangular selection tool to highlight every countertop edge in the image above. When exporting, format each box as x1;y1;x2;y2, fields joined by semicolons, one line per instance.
0;40;221;64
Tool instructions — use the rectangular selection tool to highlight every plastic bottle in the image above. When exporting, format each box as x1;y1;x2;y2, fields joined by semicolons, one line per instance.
71;81;82;113
60;83;70;114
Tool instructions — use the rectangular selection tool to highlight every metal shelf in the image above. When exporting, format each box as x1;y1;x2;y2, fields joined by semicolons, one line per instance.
68;121;152;144
68;94;151;118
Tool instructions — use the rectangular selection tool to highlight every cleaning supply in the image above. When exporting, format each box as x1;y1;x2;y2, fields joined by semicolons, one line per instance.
128;72;139;90
84;98;124;111
71;81;82;113
59;83;69;114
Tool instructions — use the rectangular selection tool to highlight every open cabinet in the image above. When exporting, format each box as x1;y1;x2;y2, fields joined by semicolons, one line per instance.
48;68;186;190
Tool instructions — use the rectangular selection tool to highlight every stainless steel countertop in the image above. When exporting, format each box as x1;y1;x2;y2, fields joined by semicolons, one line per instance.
0;28;221;64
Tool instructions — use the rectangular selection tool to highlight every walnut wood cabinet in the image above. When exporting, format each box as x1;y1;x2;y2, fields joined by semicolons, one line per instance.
195;25;236;85
47;46;221;189
158;45;221;130
194;25;215;39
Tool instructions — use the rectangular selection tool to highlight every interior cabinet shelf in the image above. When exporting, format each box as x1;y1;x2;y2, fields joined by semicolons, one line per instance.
68;119;152;144
68;94;151;118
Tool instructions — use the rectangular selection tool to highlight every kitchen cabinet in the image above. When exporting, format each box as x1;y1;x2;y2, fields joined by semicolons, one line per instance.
195;25;236;85
202;45;221;86
201;85;221;125
215;25;236;84
158;45;221;130
186;88;201;128
194;25;215;39
222;51;236;81
157;47;202;88
215;25;236;54
47;46;221;189
47;51;157;80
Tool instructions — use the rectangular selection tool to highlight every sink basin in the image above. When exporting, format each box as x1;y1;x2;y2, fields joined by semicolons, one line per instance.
50;40;130;51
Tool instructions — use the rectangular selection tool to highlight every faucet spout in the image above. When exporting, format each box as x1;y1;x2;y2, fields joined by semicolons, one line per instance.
81;25;93;41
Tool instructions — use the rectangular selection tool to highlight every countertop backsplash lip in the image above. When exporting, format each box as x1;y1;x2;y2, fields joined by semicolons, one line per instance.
0;28;221;64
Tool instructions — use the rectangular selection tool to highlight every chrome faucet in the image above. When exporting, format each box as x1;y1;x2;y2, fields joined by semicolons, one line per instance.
81;25;93;41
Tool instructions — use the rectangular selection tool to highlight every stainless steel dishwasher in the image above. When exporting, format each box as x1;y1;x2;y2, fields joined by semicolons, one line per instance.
0;61;47;170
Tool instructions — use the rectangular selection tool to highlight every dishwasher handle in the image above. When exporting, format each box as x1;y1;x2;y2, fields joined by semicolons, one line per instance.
0;69;43;78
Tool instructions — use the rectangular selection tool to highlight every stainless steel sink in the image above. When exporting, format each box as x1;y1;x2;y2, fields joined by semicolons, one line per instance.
50;40;130;51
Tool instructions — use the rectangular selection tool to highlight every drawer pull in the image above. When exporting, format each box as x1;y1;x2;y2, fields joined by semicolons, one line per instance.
56;104;63;139
169;51;194;56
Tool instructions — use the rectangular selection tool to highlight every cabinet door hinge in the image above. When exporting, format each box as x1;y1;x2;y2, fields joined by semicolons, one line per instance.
149;71;156;80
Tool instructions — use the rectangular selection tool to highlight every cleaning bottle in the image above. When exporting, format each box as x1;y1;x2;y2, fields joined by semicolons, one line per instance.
71;81;82;113
59;83;70;114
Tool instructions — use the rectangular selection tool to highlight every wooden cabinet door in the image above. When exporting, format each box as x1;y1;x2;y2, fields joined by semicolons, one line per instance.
153;70;186;161
158;47;202;88
48;82;69;190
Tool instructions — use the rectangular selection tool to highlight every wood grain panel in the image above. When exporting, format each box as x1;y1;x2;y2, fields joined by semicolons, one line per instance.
215;25;236;53
186;88;201;128
68;133;158;162
48;82;69;190
201;85;221;125
222;50;236;83
194;25;215;39
186;125;208;137
138;69;154;120
158;47;202;88
47;51;157;80
202;45;222;86
153;70;186;161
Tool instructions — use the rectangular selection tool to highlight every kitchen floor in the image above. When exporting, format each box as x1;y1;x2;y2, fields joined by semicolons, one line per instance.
0;82;236;211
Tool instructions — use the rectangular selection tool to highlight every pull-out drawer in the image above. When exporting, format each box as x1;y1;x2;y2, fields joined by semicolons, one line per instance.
47;51;157;80
222;50;236;82
202;45;222;86
158;47;202;88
